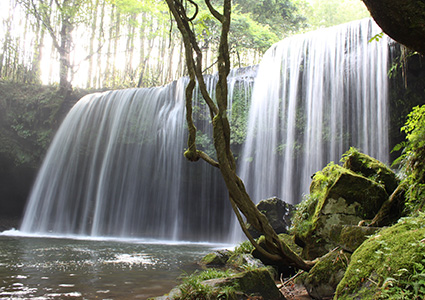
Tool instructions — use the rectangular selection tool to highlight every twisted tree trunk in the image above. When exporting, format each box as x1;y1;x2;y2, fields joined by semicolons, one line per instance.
165;0;315;271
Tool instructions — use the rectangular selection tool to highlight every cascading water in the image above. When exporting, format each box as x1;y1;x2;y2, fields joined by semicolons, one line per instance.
20;18;393;243
239;18;391;206
20;72;255;242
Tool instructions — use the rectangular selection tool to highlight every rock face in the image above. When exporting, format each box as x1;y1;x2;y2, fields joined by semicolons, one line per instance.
292;148;396;260
248;197;294;239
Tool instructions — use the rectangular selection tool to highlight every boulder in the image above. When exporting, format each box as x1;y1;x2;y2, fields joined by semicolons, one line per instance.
335;215;425;299
341;147;399;195
302;249;351;299
293;161;389;259
337;225;379;253
248;197;294;239
199;250;232;267
151;268;285;300
202;268;286;300
227;253;265;270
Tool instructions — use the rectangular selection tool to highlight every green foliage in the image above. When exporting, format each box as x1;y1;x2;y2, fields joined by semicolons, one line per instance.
0;81;86;167
290;192;319;239
230;12;280;53
392;105;425;212
176;269;239;300
233;0;308;39
369;32;385;43
303;0;370;30
233;240;255;255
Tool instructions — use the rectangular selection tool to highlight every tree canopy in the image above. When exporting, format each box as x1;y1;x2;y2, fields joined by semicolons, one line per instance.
0;0;373;90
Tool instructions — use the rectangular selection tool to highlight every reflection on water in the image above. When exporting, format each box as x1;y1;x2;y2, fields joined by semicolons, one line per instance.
0;235;220;299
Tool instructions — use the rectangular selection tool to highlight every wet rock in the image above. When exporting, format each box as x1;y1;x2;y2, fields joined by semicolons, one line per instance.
227;253;265;269
202;268;286;300
199;249;232;267
150;268;285;300
248;197;294;239
303;249;351;299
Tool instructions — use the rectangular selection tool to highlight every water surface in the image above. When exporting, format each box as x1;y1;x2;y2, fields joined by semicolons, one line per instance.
0;235;220;299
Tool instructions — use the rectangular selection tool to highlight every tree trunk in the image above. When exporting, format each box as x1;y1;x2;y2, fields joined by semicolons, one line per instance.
87;0;99;88
104;4;115;87
124;14;136;85
165;0;315;272
362;0;425;54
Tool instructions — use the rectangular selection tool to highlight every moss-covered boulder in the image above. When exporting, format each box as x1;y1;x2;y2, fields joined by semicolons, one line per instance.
337;225;379;253
341;147;399;195
226;253;265;270
199;250;232;267
152;268;285;300
302;249;351;299
292;160;389;259
334;215;425;299
202;268;285;300
247;197;294;239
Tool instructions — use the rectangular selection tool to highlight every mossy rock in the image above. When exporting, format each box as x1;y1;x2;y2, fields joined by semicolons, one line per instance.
342;147;398;195
303;249;351;299
335;215;425;299
226;253;265;270
203;267;285;300
293;161;388;260
200;250;232;267
337;225;379;252
252;233;302;277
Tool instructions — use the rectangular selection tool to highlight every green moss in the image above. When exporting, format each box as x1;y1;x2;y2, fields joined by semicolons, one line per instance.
338;225;379;252
174;267;281;300
335;215;425;299
341;147;398;195
233;267;282;299
292;158;388;259
200;251;230;267
303;250;352;299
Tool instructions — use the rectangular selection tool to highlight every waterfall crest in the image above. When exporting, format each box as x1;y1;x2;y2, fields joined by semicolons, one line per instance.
239;19;391;205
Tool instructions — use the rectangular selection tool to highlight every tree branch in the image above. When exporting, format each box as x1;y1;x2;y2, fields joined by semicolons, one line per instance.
197;150;219;168
205;0;223;22
230;198;282;262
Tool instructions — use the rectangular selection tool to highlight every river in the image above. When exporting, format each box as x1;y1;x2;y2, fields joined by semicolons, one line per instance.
0;233;226;299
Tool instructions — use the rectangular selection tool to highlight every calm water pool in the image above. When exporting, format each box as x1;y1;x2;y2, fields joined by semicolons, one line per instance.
0;234;225;299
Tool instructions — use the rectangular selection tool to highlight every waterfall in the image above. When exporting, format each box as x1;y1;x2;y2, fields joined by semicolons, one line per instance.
20;72;254;242
20;19;392;243
239;18;391;205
